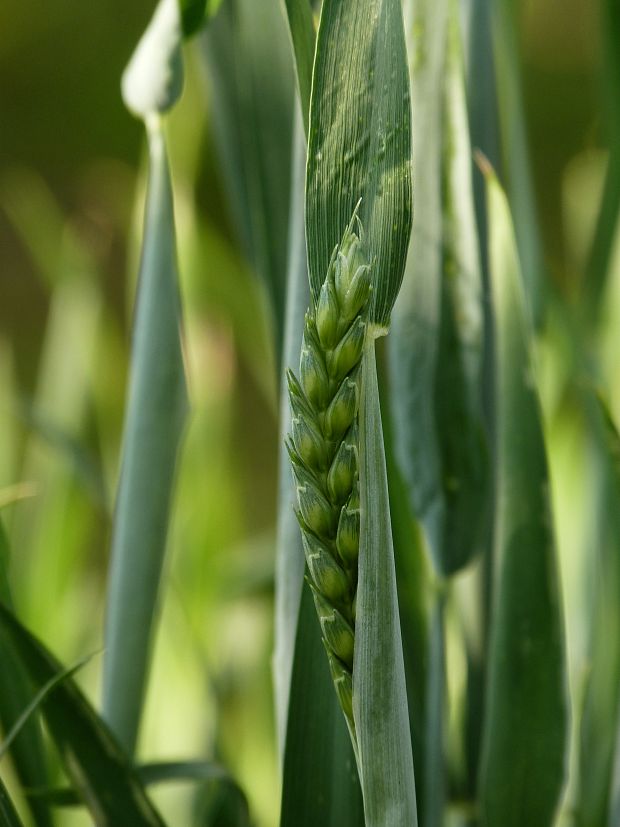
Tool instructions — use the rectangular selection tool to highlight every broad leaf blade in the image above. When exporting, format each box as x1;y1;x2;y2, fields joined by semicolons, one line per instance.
280;584;364;827
355;342;417;826
478;166;567;827
102;123;188;755
0;606;165;827
305;0;412;328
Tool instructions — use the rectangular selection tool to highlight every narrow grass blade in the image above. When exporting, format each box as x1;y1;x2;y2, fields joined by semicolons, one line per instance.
202;0;295;364
281;0;316;133
478;162;567;827
576;397;620;826
273;107;310;757
354;341;417;826
0;520;52;827
583;0;620;322
423;593;446;827
433;0;487;572
280;583;364;827
491;0;545;321
0;606;166;827
103;119;188;754
388;0;447;572
305;0;412;328
0;776;24;827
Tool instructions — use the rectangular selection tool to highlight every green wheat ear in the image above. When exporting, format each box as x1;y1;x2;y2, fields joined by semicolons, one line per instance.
288;211;371;737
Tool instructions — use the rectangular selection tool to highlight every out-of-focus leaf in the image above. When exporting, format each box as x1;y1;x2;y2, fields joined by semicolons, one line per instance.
280;0;316;133
492;0;545;322
355;342;417;826
432;0;487;573
280;584;364;827
0;776;24;827
584;0;620;322
576;396;620;827
122;0;184;119
202;0;295;365
478;163;567;827
27;760;246;809
305;0;412;329
102;122;188;755
0;520;52;827
388;0;447;571
179;0;222;36
273;108;310;758
0;606;166;827
423;594;446;827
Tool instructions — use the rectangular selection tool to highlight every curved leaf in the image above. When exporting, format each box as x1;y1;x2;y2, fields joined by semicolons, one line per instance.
305;0;412;328
281;0;316;133
0;776;24;827
478;164;567;827
0;606;165;827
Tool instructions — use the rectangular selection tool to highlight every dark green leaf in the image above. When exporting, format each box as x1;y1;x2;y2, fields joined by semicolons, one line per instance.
0;520;52;827
102;123;188;755
0;606;165;827
179;0;222;36
478;164;567;827
280;583;364;827
305;0;412;328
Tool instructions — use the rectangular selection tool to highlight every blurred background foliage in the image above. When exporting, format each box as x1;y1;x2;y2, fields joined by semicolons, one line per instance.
0;0;613;824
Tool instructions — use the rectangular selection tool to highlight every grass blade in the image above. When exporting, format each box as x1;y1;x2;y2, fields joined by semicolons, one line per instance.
576;397;620;826
280;0;316;133
0;776;24;827
0;520;52;827
103;3;188;752
305;0;412;328
280;584;364;827
202;0;295;365
355;341;417;825
273;108;310;757
478;162;567;826
0;606;166;827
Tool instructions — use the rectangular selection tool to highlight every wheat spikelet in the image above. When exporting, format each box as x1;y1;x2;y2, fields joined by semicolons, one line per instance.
287;211;371;734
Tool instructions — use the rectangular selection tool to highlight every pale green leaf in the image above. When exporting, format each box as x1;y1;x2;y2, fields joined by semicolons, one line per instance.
122;0;184;119
305;0;412;328
102;123;188;755
355;341;417;826
0;776;24;827
478;165;567;827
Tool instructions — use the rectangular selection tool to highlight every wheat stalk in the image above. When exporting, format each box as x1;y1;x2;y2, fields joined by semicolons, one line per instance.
287;209;371;735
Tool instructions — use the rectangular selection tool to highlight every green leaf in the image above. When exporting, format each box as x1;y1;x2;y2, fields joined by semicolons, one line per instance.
273;109;311;757
280;583;364;827
0;606;165;827
305;0;412;329
478;164;567;827
0;520;53;827
102;122;188;755
178;0;222;36
280;0;316;134
0;776;24;827
202;0;295;367
122;0;184;119
354;341;417;826
576;396;620;827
